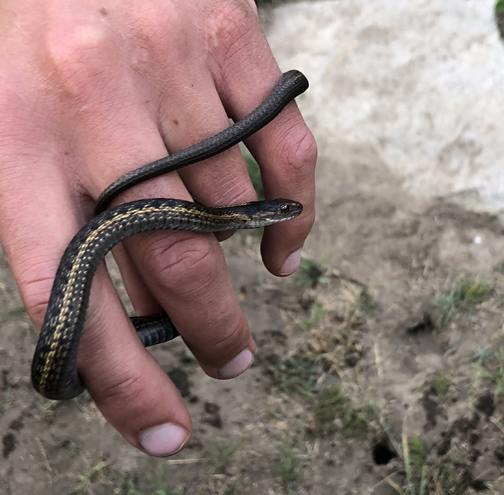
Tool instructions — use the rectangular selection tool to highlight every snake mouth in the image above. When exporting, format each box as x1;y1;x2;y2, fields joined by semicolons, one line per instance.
246;199;303;227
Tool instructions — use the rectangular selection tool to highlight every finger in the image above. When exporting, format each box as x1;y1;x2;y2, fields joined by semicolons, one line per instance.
157;71;257;243
157;71;258;208
77;266;191;456
130;74;263;375
229;77;316;276
251;95;317;277
111;243;163;317
209;24;317;276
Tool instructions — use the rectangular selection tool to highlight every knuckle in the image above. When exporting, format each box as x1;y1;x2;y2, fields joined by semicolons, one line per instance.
136;1;179;34
128;1;185;53
98;371;146;403
44;21;118;98
276;124;318;178
204;0;258;64
17;264;55;328
208;317;244;355
143;233;219;299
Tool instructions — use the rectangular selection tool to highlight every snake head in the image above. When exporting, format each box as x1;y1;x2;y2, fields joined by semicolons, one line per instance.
248;198;303;227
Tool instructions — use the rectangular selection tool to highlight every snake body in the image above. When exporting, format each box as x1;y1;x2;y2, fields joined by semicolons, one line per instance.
31;70;309;400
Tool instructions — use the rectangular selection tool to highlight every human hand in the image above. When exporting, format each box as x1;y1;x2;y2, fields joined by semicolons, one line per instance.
0;0;316;456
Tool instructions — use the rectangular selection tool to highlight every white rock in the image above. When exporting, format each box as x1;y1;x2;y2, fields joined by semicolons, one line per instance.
264;1;504;215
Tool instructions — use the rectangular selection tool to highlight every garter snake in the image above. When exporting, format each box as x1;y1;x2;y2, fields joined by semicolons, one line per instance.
31;70;309;400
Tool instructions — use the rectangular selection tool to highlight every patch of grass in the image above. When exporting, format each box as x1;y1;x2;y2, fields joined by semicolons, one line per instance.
471;346;493;365
381;434;428;495
272;446;305;493
242;149;266;238
70;460;109;495
269;355;321;396
304;301;325;329
6;306;27;319
123;466;184;495
497;0;504;34
427;372;451;397
358;286;381;315
0;390;11;415
179;349;198;364
377;418;478;494
243;149;264;200
460;280;490;302
295;257;328;289
313;386;368;438
473;345;504;397
402;434;428;495
435;280;490;326
206;441;241;474
430;460;476;495
125;479;184;495
407;435;427;468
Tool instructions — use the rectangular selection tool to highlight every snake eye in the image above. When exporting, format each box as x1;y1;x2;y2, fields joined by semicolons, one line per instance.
279;204;292;213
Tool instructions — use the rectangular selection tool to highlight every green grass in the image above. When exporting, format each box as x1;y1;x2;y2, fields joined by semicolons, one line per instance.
179;348;198;364
313;386;368;438
428;372;451;397
358;286;381;315
471;346;493;365
430;460;477;495
269;355;321;396
473;345;504;397
125;479;184;495
272;446;305;493
402;435;428;495
0;390;11;415
497;1;504;40
123;466;184;495
435;280;490;326
381;435;428;495
304;301;325;329
6;306;27;319
70;460;108;495
206;441;241;474
379;425;487;494
243;150;264;200
243;150;265;238
295;257;328;289
407;435;427;468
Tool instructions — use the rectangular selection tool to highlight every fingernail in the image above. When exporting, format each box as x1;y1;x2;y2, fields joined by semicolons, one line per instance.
139;423;188;457
280;248;302;276
219;349;254;379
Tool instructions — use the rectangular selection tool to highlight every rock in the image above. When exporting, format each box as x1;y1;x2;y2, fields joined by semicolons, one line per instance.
265;0;504;217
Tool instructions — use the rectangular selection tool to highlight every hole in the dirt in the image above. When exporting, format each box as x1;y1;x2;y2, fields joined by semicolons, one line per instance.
470;479;487;491
372;440;398;465
406;313;434;334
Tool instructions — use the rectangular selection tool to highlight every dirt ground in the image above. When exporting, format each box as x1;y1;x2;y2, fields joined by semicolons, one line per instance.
2;143;504;495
